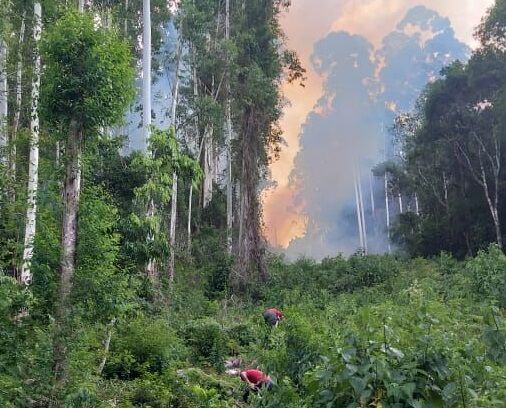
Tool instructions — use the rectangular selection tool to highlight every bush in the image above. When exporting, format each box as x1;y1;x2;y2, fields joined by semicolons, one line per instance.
182;318;228;371
466;244;506;307
104;317;187;380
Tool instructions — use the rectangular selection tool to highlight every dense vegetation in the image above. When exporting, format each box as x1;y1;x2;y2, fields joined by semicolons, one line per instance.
389;0;506;258
3;243;506;406
1;0;506;406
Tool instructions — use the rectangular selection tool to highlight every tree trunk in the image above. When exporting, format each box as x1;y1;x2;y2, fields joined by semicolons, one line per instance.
168;42;181;283
357;167;368;254
98;318;116;375
20;2;41;286
10;12;26;181
187;183;193;253
124;0;129;36
143;0;156;277
142;0;151;151
53;120;82;384
168;174;177;283
384;173;391;254
202;126;214;207
78;0;84;12
232;109;266;291
0;39;7;165
225;0;233;255
353;170;364;250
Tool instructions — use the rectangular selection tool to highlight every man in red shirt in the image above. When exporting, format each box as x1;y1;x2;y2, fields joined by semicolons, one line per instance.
263;307;284;327
240;368;273;401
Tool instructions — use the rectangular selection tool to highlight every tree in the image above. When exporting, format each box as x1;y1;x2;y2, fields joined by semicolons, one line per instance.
20;0;41;286
41;10;134;384
231;0;303;290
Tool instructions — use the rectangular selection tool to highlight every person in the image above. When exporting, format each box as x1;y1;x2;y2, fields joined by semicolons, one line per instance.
263;307;284;327
239;369;273;401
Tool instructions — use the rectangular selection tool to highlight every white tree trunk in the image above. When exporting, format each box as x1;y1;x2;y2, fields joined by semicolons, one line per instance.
11;12;26;179
203;126;214;207
0;39;7;165
142;0;151;151
225;0;233;255
414;193;420;215
398;193;403;214
187;183;193;253
357;167;368;254
142;0;156;277
353;170;364;251
20;2;41;286
78;0;84;12
168;45;181;283
384;173;391;254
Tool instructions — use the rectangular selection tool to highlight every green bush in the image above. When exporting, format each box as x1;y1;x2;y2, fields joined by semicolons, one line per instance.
182;318;228;371
466;244;506;307
104;318;187;380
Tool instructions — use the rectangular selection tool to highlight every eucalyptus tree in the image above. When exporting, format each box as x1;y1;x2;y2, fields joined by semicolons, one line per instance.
41;10;135;383
231;0;304;289
20;0;42;286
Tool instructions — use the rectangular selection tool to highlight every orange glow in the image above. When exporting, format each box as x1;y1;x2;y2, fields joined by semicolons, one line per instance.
263;0;494;248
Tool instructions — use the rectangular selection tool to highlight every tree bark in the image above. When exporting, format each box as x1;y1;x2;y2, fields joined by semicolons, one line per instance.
53;120;82;383
225;0;233;255
0;39;7;165
142;0;151;151
168;42;181;283
202;126;214;207
187;183;193;253
357;166;368;254
10;12;26;181
20;2;41;286
233;109;267;290
98;318;116;375
384;173;391;254
353;169;364;251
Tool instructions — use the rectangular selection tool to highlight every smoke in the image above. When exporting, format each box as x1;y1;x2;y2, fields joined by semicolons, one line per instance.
280;6;470;259
263;1;493;249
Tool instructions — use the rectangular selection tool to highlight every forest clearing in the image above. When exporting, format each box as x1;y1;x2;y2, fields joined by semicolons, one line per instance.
1;0;506;406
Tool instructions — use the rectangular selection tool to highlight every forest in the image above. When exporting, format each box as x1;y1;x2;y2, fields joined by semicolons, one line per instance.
1;0;506;407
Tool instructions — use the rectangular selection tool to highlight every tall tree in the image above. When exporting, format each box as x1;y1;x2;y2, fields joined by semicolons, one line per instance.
42;11;134;384
0;37;7;165
232;0;303;289
225;0;233;254
10;11;26;180
20;0;41;286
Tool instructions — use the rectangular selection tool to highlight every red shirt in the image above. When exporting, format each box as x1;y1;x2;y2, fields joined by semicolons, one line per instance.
241;369;269;385
265;308;283;319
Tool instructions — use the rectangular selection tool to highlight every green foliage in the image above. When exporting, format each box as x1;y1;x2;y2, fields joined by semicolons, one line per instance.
41;11;135;129
466;244;506;307
104;317;188;380
182;318;228;371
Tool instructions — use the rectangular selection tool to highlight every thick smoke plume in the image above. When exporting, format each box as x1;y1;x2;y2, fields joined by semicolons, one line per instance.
283;6;470;259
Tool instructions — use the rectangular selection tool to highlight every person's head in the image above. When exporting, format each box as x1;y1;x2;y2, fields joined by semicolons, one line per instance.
239;371;247;382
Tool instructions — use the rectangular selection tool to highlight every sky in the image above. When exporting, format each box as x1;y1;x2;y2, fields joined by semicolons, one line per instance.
262;0;495;250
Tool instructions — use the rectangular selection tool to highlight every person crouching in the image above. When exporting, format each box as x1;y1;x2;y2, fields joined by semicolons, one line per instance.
240;369;273;401
263;307;284;327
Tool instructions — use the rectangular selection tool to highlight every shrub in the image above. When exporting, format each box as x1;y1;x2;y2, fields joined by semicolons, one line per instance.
466;244;506;307
104;318;187;380
182;318;228;371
